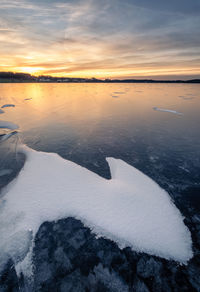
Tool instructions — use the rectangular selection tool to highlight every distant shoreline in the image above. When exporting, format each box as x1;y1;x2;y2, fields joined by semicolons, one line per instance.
0;72;199;83
0;80;200;84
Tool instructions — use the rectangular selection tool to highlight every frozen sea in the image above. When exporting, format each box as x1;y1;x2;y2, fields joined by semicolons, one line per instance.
0;83;199;201
0;83;200;291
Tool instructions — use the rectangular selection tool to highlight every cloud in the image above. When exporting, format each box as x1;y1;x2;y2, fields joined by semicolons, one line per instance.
130;0;200;15
0;0;199;79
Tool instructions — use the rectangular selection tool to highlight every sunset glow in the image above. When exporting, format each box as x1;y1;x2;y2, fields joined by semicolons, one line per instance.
0;0;200;79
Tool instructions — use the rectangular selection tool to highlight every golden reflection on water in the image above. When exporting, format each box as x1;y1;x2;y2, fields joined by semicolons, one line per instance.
0;83;199;136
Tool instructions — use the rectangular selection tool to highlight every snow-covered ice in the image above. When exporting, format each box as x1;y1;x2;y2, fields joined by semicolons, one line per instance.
0;121;19;130
153;107;183;115
0;145;193;273
1;104;15;108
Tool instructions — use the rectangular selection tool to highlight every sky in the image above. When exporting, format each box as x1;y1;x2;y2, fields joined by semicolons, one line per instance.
0;0;200;79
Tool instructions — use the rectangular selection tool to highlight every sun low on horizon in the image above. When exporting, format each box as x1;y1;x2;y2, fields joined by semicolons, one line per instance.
0;0;200;80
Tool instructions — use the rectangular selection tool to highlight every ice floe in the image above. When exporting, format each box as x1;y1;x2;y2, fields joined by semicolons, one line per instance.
0;121;19;130
1;104;15;108
0;144;193;273
153;107;183;115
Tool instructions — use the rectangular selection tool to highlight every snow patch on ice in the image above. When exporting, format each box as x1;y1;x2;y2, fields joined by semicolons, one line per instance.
179;96;194;100
0;145;193;274
0;131;18;142
1;104;15;108
0;230;33;265
0;121;19;130
153;107;183;115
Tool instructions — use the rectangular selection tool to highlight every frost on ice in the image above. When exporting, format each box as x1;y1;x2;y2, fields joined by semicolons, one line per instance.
153;107;183;115
0;145;193;273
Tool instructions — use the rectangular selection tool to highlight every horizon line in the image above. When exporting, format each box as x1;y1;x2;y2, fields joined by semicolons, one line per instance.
0;71;200;82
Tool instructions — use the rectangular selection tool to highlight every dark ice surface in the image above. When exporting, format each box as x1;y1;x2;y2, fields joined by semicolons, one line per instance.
0;83;200;291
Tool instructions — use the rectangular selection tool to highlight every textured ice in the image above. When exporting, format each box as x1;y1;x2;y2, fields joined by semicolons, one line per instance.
153;107;182;115
0;121;19;130
1;104;15;108
0;169;13;176
0;145;193;272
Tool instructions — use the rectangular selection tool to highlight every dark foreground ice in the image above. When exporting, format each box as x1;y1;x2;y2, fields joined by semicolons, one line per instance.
1;217;200;292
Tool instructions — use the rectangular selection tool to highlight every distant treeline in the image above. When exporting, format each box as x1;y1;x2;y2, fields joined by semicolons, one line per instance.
0;72;36;80
0;72;199;83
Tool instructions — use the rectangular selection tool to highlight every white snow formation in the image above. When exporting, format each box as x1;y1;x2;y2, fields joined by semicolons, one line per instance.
0;145;193;273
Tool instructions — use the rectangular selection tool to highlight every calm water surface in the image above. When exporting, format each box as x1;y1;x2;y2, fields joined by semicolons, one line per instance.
0;83;200;212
